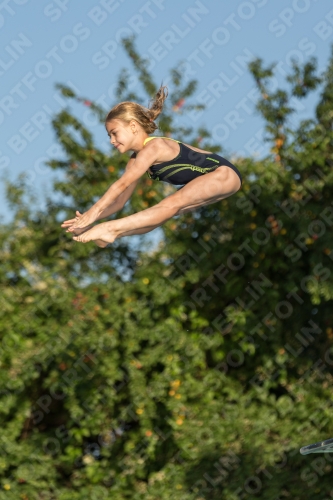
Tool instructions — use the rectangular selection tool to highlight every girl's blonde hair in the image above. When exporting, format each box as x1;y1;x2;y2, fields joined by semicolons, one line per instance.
105;85;168;134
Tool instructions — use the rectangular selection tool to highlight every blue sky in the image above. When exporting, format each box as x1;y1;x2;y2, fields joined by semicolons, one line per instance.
1;0;332;224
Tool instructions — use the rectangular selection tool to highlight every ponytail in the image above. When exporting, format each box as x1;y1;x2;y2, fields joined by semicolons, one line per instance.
147;84;168;123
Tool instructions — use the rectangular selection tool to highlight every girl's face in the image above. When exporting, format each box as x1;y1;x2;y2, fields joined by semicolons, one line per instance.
106;119;134;153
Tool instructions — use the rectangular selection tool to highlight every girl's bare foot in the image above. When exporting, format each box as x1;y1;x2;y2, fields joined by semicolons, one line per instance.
73;222;116;245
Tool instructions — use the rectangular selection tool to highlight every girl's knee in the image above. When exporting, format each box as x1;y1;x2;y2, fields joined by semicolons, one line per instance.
215;167;241;194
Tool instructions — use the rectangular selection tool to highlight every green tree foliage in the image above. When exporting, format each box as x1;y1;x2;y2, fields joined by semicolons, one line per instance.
1;38;333;499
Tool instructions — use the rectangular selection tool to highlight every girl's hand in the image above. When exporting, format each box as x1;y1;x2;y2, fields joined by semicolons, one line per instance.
67;207;100;231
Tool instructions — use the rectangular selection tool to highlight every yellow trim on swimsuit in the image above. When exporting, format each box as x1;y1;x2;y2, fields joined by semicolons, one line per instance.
143;136;180;146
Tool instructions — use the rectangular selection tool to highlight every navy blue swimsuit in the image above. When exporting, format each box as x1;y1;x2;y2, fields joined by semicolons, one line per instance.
143;136;242;186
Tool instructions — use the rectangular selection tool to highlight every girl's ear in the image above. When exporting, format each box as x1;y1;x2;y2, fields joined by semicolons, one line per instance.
129;119;138;134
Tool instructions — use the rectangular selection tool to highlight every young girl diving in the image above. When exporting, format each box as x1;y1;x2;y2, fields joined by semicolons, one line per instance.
61;85;242;247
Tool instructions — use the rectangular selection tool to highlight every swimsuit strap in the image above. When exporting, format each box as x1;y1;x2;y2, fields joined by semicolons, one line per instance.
143;136;180;146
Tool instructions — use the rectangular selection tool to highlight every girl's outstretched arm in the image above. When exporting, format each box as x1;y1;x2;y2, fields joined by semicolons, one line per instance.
61;178;140;233
65;143;159;231
95;178;140;220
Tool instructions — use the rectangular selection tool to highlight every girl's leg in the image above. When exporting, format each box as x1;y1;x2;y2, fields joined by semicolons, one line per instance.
117;206;196;238
73;166;241;244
